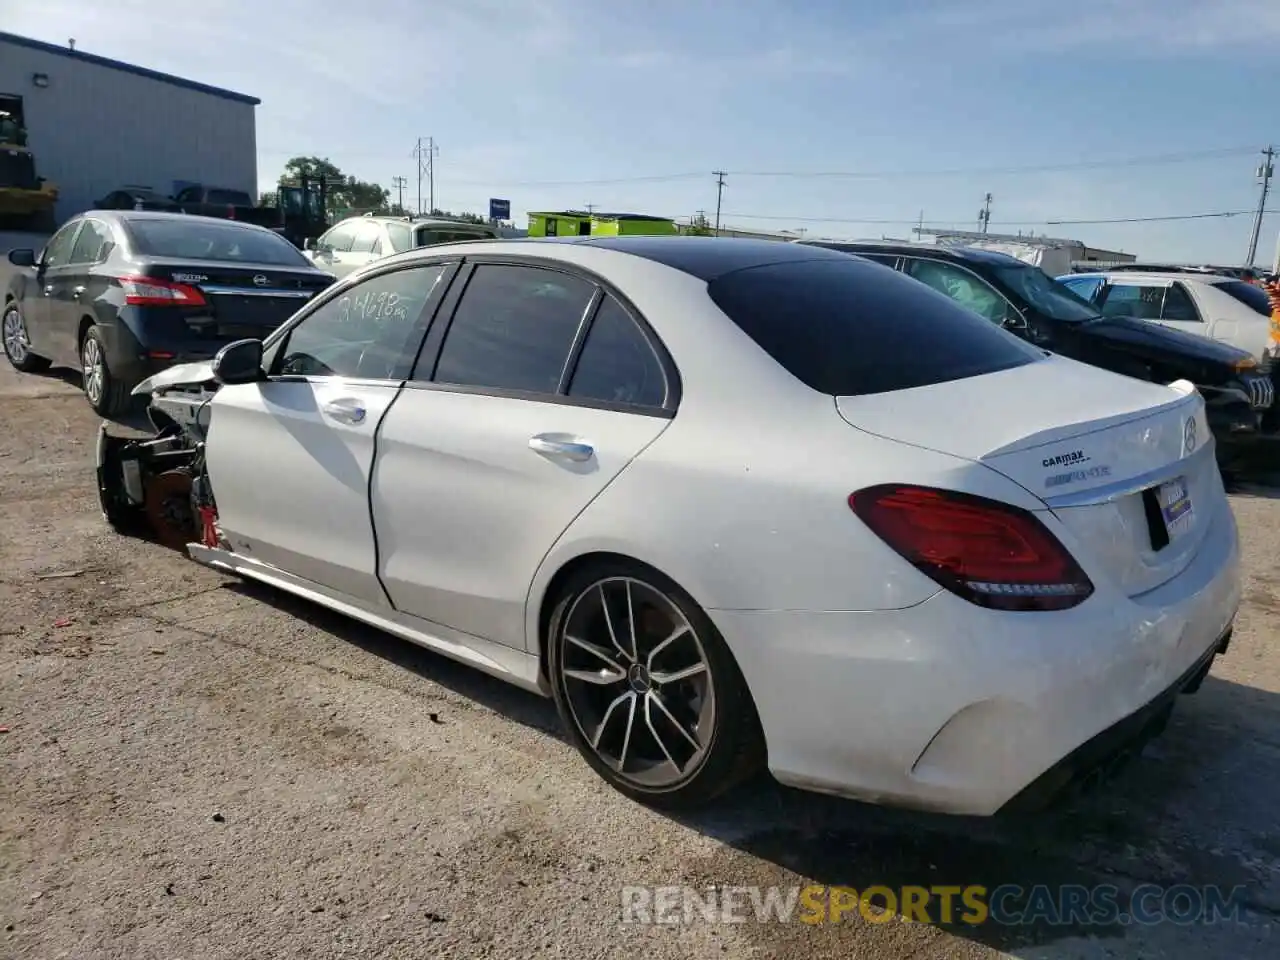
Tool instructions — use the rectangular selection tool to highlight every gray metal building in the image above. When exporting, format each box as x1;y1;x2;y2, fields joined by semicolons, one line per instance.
0;32;259;225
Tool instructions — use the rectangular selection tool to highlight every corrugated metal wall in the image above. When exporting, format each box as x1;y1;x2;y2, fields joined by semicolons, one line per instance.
0;40;257;224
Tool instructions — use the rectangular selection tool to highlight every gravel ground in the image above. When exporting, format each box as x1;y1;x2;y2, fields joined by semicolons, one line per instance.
2;257;1280;958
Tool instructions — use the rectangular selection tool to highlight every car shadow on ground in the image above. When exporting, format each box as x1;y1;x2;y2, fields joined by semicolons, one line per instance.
218;577;1280;955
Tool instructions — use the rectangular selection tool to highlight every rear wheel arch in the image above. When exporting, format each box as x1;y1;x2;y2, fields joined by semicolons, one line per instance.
78;314;96;347
535;552;727;682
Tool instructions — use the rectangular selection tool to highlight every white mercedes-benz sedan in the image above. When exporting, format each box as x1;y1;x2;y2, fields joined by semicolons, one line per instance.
96;236;1241;815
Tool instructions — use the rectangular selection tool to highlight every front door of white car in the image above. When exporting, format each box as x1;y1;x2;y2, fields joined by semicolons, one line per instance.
204;261;454;605
371;263;676;651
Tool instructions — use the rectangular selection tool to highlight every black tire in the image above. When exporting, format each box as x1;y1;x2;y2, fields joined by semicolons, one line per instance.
1;301;51;373
80;325;131;417
547;559;765;809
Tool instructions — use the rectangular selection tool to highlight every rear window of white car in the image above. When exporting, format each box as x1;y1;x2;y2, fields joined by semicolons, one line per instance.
1217;280;1273;317
707;257;1043;396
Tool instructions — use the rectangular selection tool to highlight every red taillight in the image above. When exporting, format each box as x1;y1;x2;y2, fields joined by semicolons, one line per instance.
849;484;1094;612
119;276;207;307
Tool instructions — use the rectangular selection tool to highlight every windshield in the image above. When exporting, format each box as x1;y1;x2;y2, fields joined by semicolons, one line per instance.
1216;280;1273;317
126;218;310;266
991;265;1100;322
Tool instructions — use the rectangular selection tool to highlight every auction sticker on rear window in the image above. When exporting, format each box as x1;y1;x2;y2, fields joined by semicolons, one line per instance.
1158;477;1195;541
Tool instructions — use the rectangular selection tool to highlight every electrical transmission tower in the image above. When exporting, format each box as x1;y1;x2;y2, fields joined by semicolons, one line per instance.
413;137;438;215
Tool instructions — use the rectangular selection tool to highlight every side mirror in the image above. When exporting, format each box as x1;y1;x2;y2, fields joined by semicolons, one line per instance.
212;338;265;385
7;248;36;268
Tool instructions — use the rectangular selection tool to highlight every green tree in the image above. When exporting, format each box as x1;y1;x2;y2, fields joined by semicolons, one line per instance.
429;208;486;224
278;156;389;216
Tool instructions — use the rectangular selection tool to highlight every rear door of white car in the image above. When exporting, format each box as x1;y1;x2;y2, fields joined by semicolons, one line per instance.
370;258;676;651
204;260;456;605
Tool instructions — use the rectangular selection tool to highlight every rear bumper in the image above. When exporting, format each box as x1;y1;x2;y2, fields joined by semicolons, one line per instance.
714;492;1241;816
998;626;1231;814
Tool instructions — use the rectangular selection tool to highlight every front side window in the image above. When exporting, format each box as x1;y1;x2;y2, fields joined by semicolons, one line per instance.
1061;276;1103;302
430;264;595;394
320;221;358;252
42;221;81;268
707;258;1042;397
568;296;668;408
906;259;1014;324
991;265;1100;322
126;219;309;266
69;219;113;264
350;221;382;254
275;264;447;380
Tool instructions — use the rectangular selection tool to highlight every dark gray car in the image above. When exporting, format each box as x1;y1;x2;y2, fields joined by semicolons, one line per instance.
3;211;333;414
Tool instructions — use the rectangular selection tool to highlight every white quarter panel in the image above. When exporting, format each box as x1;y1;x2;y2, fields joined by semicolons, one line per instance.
206;378;400;605
371;387;670;650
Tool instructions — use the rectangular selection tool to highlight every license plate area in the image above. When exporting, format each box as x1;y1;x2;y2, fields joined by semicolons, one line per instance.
1140;477;1194;551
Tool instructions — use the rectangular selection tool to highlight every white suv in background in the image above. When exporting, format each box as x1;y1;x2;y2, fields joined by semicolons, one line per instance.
1060;270;1278;362
304;215;499;280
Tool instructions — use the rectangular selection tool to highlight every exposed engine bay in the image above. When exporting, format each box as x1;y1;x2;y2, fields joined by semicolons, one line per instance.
96;362;223;551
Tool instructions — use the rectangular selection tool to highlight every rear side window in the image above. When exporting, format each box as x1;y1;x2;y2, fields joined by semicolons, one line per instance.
126;219;309;266
1061;276;1103;302
414;227;496;247
568;296;667;408
707;258;1042;396
429;264;595;394
1217;280;1273;317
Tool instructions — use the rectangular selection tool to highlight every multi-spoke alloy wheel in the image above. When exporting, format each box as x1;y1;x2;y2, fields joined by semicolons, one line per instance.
2;304;49;373
549;563;764;808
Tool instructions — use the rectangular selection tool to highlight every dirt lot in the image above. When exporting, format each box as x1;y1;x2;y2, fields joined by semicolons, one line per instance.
2;279;1280;958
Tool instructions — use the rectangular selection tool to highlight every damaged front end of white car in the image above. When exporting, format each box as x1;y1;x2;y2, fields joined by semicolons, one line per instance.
95;358;225;550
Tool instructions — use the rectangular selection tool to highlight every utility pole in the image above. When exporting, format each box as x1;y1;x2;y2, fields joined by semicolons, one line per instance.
1245;146;1274;267
978;193;993;234
412;137;438;215
391;176;407;213
712;171;727;235
585;203;596;215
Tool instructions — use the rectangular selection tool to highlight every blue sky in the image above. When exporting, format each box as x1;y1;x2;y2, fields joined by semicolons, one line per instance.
13;0;1280;263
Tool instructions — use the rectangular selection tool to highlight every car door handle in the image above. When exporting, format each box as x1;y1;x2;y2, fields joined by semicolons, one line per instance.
43;285;53;295
529;434;594;462
73;286;85;299
321;398;367;424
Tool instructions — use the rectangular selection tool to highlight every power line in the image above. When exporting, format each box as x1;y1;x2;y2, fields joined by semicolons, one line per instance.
434;145;1265;188
715;209;1273;227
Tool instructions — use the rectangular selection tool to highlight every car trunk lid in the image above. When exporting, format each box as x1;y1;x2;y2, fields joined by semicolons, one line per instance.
836;355;1216;597
143;257;332;339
